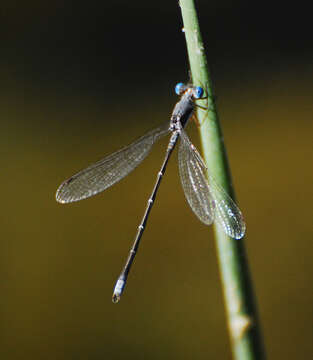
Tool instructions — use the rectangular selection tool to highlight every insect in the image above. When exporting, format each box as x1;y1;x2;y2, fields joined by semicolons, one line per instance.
56;83;245;302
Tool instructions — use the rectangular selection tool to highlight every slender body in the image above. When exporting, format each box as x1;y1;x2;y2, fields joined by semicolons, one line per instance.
112;88;195;302
56;83;245;303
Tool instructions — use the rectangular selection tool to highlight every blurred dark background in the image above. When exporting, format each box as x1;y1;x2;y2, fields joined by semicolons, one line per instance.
0;1;312;359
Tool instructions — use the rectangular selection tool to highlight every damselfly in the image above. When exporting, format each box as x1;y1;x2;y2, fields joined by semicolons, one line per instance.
56;83;245;302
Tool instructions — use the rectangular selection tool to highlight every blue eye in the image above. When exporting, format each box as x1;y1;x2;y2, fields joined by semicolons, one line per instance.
175;83;185;95
194;86;204;99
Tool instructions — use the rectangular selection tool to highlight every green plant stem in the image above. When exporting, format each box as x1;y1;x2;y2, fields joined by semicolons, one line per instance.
179;1;265;359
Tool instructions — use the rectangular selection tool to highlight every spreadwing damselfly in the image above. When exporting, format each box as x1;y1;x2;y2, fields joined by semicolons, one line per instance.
56;83;246;302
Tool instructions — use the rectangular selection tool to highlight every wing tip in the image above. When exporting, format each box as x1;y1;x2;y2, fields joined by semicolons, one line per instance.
228;223;246;240
55;190;67;204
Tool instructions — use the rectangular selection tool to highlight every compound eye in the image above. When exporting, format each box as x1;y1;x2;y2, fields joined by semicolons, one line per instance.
175;83;185;95
194;86;204;99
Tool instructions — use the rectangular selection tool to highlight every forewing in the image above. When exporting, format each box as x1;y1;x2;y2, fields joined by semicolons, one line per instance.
178;129;215;225
56;123;170;203
178;128;245;239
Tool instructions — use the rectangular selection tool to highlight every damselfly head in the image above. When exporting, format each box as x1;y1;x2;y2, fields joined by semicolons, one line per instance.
175;83;204;99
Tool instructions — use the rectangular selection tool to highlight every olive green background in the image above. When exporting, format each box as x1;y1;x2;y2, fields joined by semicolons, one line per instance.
1;1;312;359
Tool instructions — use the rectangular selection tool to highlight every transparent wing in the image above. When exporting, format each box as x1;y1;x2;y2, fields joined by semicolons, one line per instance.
206;174;246;239
56;123;170;203
178;128;246;239
178;128;215;225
